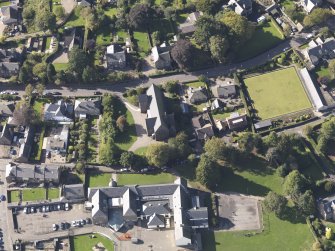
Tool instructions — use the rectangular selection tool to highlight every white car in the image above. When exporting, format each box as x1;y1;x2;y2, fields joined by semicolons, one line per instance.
10;91;18;95
65;203;69;211
52;224;58;231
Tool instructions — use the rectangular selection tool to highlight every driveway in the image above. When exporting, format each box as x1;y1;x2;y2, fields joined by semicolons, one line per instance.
0;23;5;36
124;101;153;152
61;0;76;14
216;193;262;231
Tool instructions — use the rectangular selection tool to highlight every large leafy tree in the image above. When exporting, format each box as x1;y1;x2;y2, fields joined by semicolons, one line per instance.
263;191;287;218
237;132;263;154
210;35;230;63
168;132;191;160
146;143;171;167
128;4;153;29
119;151;136;168
13;103;37;126
196;154;221;189
283;170;308;197
196;0;221;14
303;8;332;27
217;10;255;48
171;39;195;70
68;46;88;77
296;190;316;215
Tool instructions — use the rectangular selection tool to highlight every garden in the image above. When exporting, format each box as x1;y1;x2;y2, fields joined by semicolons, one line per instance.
87;171;112;187
117;173;176;186
70;233;114;251
244;67;312;120
8;187;59;202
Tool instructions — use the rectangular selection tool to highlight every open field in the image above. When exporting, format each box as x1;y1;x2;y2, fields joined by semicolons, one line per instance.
71;233;114;251
203;212;314;251
117;173;176;186
244;67;311;120
236;21;284;61
88;172;112;187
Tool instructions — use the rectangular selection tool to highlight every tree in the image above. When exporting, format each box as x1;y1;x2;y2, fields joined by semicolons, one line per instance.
12;103;37;126
25;84;34;98
304;125;313;139
194;15;224;50
99;139;119;166
146;143;170;167
68;46;88;77
47;63;56;83
303;8;332;27
75;161;85;173
204;137;227;160
264;131;279;148
82;66;97;83
18;67;29;84
266;147;280;166
151;31;161;46
164;80;179;94
210;35;229;63
196;154;221;189
329;59;335;79
217;10;255;47
35;10;56;31
164;7;177;21
171;39;195;70
326;227;333;240
263;191;287;218
32;62;48;84
283;170;308;197
116;115;127;132
119;151;136;168
35;83;45;97
296;190;316;215
54;6;65;20
168;132;191;160
196;0;220;14
319;26;330;39
128;4;153;29
237;132;263;154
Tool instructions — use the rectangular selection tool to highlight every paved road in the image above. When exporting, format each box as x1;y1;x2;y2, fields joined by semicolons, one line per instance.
0;39;293;97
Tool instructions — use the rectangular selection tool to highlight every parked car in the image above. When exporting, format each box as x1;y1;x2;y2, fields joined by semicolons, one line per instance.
10;91;18;95
30;207;35;213
45;206;49;212
86;218;92;224
65;203;69;211
71;221;76;227
120;168;130;172
0;195;5;201
52;91;62;95
94;91;102;95
52;224;58;231
80;219;86;225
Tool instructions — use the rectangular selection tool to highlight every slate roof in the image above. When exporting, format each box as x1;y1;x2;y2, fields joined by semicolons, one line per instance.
0;5;18;25
74;98;101;117
44;100;74;122
307;37;335;66
63;28;83;51
0;123;13;145
226;0;252;15
192;113;214;140
6;163;60;182
0;49;20;62
0;103;15;117
106;44;126;68
142;201;170;216
254;120;272;130
151;44;172;69
147;213;165;227
178;11;202;34
63;184;85;200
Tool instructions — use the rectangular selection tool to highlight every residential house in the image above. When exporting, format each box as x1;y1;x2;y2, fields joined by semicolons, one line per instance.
151;43;172;70
178;11;203;35
319;196;335;220
44;100;74;124
187;87;208;104
304;37;335;69
74;98;101;119
0;102;15;117
45;125;69;163
225;0;252;16
301;0;322;13
106;44;126;69
15;126;34;163
192;113;214;141
0;5;18;26
77;0;92;7
88;178;208;250
0;48;21;79
225;112;248;130
138;84;176;141
62;184;85;202
5;162;61;184
63;27;83;52
213;79;237;98
0;123;14;145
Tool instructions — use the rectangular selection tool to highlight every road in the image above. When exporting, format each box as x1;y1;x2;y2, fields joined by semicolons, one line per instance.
0;39;293;97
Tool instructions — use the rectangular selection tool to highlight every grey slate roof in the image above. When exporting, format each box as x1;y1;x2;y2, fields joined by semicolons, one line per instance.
0;5;18;25
0;103;15;117
142;201;170;216
147;213;165;227
74;98;101;117
106;44;126;68
44;100;74;122
254;120;272;130
63;184;85;200
6;163;60;182
307;37;335;66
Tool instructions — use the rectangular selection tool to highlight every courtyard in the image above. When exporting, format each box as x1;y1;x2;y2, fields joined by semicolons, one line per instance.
216;193;261;231
244;67;312;120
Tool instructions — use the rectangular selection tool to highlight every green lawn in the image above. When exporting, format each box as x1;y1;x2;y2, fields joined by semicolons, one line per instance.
185;81;206;88
22;188;46;201
117;173;176;186
104;7;117;18
53;63;68;72
244;67;311;120
8;190;20;203
65;10;85;27
48;188;59;200
0;1;11;7
96;26;112;46
221;156;284;196
212;108;246;120
133;146;148;156
114;99;137;151
88;172;112;187
71;233;114;251
133;31;151;56
30;126;45;161
236;21;284;61
33;99;45;120
45;36;52;50
203;212;314;251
